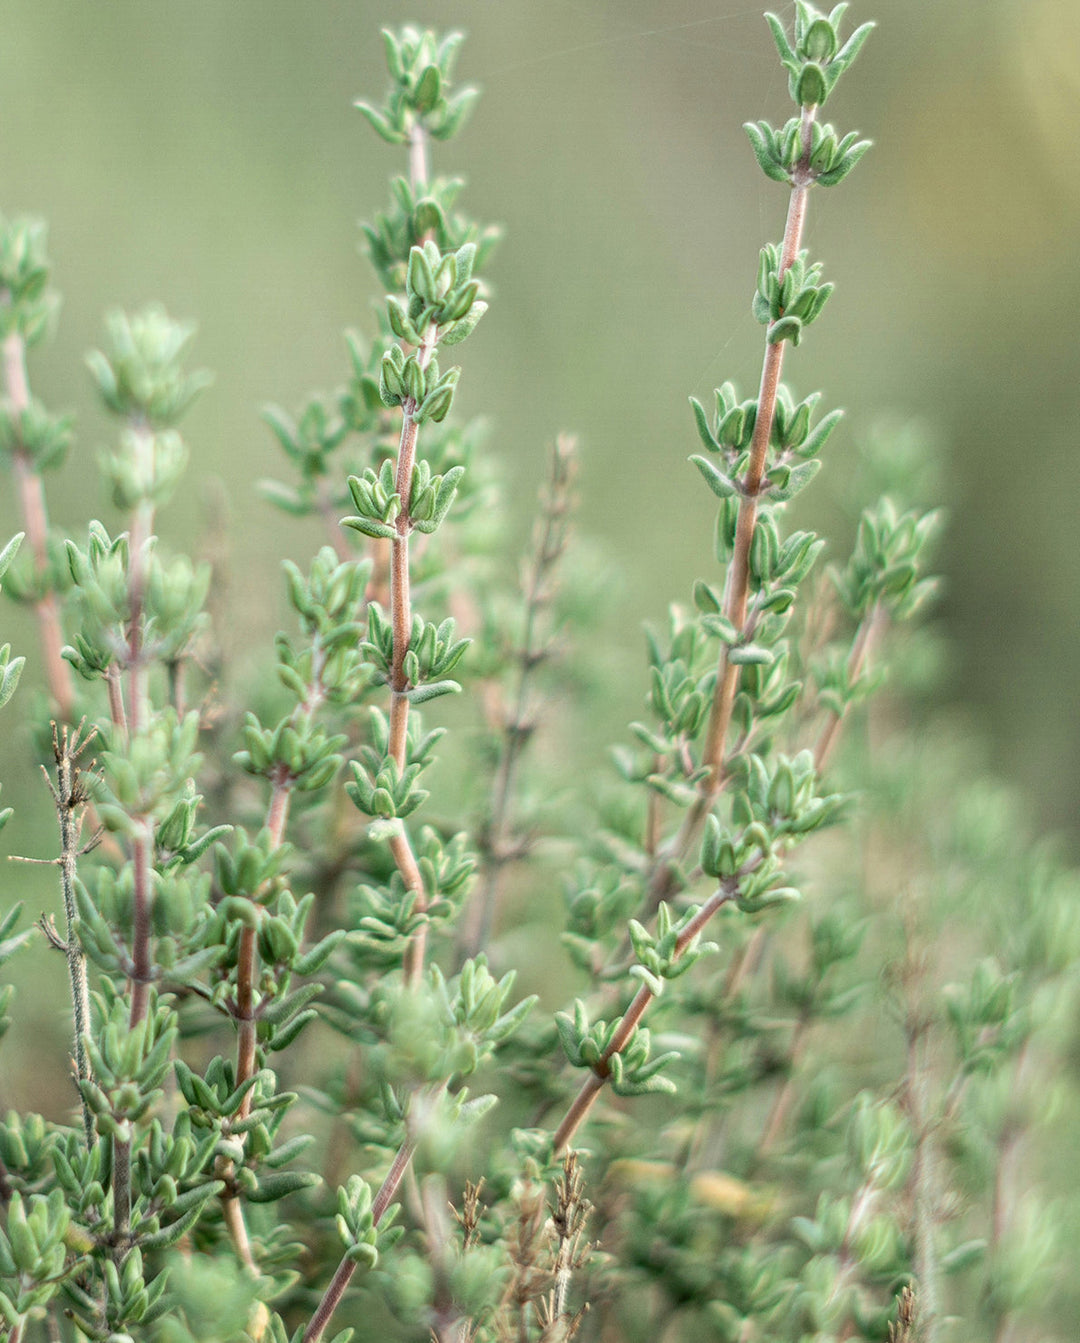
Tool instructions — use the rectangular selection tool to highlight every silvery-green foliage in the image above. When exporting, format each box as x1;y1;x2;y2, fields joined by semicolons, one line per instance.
0;8;1076;1343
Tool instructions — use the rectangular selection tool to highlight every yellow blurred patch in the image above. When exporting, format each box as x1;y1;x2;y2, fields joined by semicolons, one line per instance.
605;1159;780;1226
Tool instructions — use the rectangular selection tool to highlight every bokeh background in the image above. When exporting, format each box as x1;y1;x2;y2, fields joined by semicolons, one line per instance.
1;0;1078;1101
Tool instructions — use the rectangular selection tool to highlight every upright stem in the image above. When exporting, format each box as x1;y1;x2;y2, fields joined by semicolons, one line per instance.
648;106;818;906
753;1005;811;1164
700;107;816;792
218;774;294;1278
126;430;156;1030
113;1136;131;1241
304;1130;419;1343
814;602;884;772
50;723;96;1147
408;118;429;193
553;884;736;1153
388;342;437;987
380;113;439;987
2;330;74;719
462;435;576;958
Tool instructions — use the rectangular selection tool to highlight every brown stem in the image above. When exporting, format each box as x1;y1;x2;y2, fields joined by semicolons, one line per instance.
814;603;884;773
113;1134;131;1239
553;885;736;1153
700;112;816;789
128;828;153;1028
378;119;442;983
125;434;156;1030
646;106;818;908
105;666;127;736
388;412;420;768
234;925;259;1115
304;1132;419;1343
387;325;438;986
3;331;75;719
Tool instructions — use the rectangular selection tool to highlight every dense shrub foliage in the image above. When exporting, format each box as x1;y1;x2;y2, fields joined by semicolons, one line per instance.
0;8;1076;1343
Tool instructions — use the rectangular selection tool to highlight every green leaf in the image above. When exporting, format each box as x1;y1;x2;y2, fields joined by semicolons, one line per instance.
414;65;442;115
689;455;739;499
404;679;461;705
342;515;397;541
354;100;404;144
0;532;23;584
743;122;789;184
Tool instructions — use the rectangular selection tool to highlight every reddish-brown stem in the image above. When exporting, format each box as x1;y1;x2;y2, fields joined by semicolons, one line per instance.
646;107;817;909
3;331;75;719
393;828;428;985
304;1132;418;1343
128;828;153;1027
105;666;127;736
814;602;884;773
378;121;439;985
234;925;259;1116
387;330;437;985
700;108;815;794
266;773;292;849
113;1132;131;1238
125;435;156;1030
553;885;736;1153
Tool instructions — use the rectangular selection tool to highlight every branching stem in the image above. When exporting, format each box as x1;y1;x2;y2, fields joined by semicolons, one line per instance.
554;883;737;1153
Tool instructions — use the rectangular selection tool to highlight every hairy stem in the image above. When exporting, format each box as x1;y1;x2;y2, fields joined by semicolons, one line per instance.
2;329;74;720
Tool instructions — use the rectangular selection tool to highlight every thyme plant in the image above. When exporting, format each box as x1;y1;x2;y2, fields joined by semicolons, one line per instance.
0;8;1076;1343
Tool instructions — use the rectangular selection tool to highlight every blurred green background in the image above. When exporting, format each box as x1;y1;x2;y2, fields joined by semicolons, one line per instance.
1;0;1078;1110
